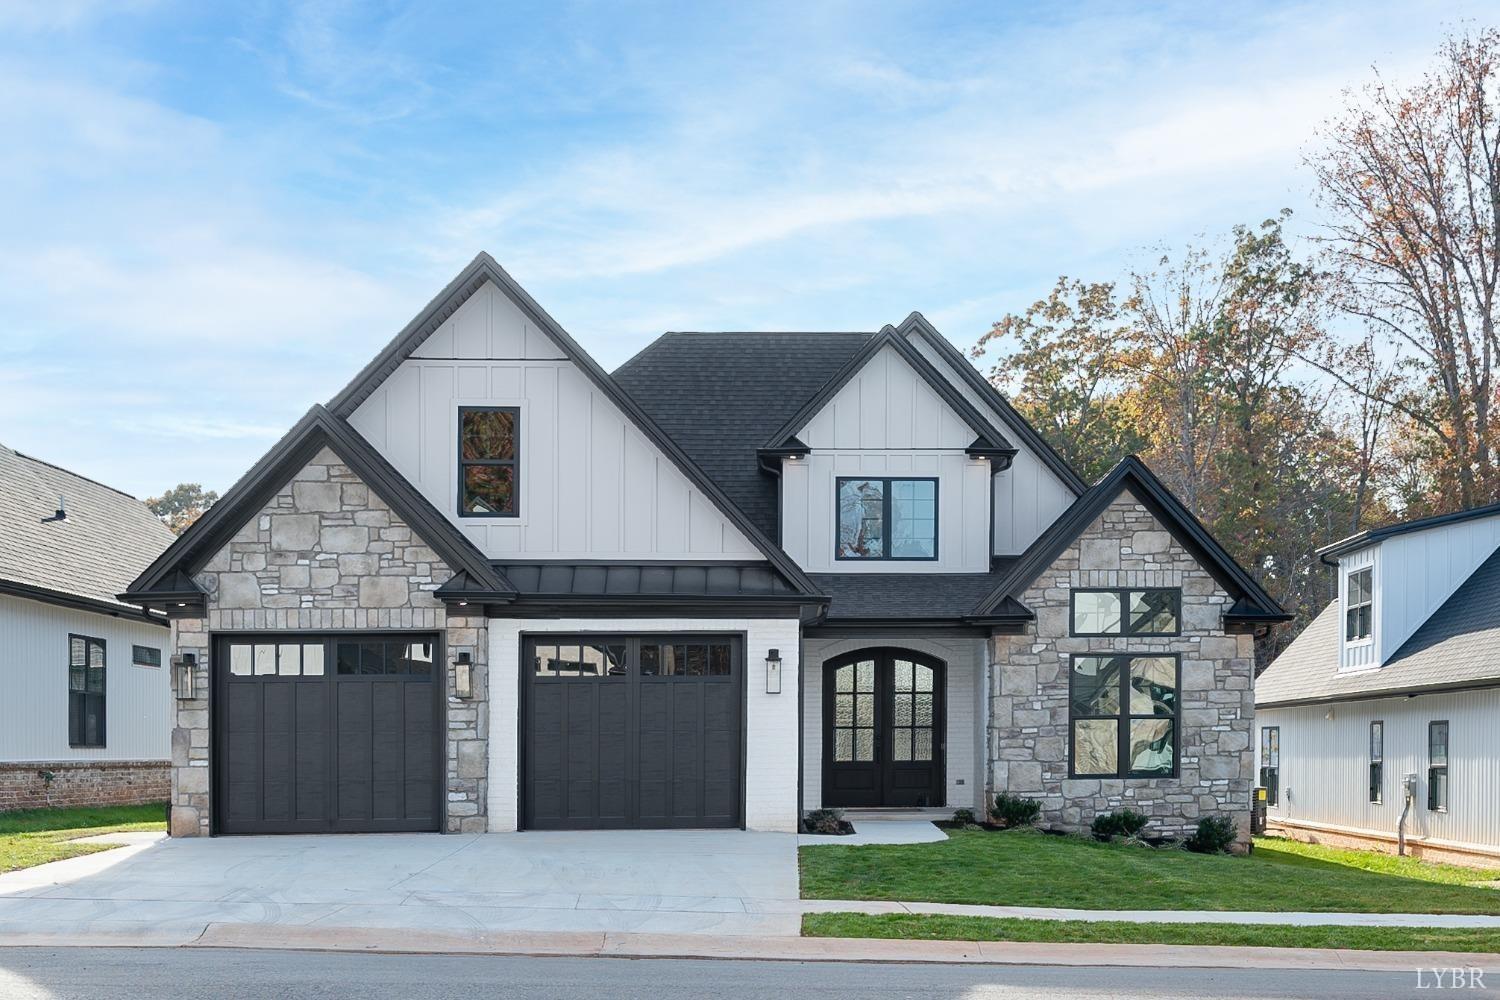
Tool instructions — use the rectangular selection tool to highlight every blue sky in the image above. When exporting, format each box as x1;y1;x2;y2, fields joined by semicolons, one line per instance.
0;0;1489;498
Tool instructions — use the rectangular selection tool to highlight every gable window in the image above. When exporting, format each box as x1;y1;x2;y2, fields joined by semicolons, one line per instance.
132;645;161;669
1345;567;1373;642
1068;654;1178;778
459;406;519;517
1071;589;1180;636
1369;721;1383;804
836;477;937;560
68;634;106;748
1428;721;1449;812
1260;726;1280;806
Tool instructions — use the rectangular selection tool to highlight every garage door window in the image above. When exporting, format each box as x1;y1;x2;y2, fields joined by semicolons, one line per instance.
229;642;327;677
334;639;434;675
533;643;626;677
639;641;733;676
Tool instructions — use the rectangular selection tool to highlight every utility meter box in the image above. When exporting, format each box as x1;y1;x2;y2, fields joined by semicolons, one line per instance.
1251;786;1268;835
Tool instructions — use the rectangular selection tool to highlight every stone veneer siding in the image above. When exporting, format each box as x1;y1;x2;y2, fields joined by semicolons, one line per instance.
988;489;1256;844
168;447;487;836
0;760;169;813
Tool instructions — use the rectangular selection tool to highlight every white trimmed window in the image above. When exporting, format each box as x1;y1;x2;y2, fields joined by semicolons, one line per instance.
1345;567;1373;642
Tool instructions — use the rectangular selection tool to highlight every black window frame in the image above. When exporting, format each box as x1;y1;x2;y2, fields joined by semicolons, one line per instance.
1260;725;1280;807
457;405;520;519
67;633;107;748
1368;720;1383;805
834;476;940;562
1069;588;1182;638
1067;652;1181;780
1345;566;1373;642
131;644;162;668
1428;720;1449;812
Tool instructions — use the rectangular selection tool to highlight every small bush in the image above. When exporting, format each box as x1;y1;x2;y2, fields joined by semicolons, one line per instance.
805;808;846;835
991;793;1041;829
1091;809;1149;841
950;808;979;827
1185;815;1238;854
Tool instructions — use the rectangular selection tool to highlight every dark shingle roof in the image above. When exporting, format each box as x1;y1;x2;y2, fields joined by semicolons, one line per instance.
1258;547;1500;706
812;564;1018;620
0;443;176;612
613;331;874;537
495;562;794;597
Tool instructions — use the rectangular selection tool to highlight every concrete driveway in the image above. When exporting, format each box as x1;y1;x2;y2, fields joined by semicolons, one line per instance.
0;829;803;941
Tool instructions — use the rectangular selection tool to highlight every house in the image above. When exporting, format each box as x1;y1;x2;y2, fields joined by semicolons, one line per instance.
1;443;177;811
122;253;1287;841
1257;503;1500;868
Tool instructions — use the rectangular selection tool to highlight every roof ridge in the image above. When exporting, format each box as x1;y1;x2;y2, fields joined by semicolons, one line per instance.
11;449;140;500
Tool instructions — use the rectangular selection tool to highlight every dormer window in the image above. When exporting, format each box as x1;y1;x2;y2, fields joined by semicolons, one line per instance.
836;477;938;560
459;407;519;517
1345;567;1373;642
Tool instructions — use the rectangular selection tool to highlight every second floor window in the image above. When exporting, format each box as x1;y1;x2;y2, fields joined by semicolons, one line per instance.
1071;589;1180;636
836;477;937;560
459;407;518;517
1345;567;1373;642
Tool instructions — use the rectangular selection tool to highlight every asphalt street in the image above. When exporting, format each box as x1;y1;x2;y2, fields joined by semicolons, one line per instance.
0;948;1484;999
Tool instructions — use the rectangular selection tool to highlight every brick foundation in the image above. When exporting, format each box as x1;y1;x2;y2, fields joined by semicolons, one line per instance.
1269;820;1500;872
0;760;170;813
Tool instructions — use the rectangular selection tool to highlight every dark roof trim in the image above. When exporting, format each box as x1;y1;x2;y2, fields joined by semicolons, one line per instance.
1;578;169;627
1258;676;1500;709
325;252;821;599
808;621;996;638
500;600;824;622
760;325;1016;458
896;312;1088;494
1316;500;1500;563
123;405;515;603
972;455;1290;621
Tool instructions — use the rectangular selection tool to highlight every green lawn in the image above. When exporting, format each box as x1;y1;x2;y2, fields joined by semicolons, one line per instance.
0;803;167;873
798;829;1500;914
802;912;1500;953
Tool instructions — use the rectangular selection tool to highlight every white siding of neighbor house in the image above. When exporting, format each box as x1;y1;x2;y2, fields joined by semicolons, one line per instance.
1259;690;1500;857
487;616;802;833
1338;546;1378;671
781;344;992;573
1368;516;1500;666
0;594;172;762
349;280;760;561
904;331;1077;556
802;633;987;813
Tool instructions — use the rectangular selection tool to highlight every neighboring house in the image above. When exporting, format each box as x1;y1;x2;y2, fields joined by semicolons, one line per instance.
1257;503;1500;868
123;254;1287;841
1;443;177;811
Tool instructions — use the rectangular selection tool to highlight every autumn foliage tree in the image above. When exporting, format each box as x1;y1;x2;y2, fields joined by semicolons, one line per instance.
146;483;219;534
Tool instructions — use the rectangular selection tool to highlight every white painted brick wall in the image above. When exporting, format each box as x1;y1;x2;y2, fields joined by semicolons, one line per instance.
802;633;986;812
487;617;802;832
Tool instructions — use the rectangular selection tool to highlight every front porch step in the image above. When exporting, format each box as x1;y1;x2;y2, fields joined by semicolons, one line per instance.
837;807;956;822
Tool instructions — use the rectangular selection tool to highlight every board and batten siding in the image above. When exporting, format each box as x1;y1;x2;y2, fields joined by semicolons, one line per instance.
904;331;1077;556
349;280;760;561
0;595;171;762
1259;689;1500;856
1338;546;1378;671
781;344;992;573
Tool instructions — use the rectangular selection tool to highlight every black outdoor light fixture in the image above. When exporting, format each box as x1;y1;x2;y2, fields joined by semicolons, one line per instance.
765;648;782;694
453;651;473;699
172;652;197;700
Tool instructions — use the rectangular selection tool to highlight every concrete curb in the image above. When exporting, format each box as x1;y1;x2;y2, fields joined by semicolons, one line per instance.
0;922;1496;972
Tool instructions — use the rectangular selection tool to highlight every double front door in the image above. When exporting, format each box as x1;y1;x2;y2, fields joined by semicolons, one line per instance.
822;649;945;808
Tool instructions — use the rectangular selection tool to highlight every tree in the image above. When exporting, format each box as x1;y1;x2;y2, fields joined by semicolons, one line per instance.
1310;27;1500;511
146;483;219;534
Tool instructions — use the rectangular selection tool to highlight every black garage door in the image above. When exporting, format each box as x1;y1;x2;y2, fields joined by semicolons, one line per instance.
523;635;743;830
215;634;442;834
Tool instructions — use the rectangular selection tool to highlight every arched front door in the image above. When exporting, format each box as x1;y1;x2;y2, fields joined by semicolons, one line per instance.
822;649;945;808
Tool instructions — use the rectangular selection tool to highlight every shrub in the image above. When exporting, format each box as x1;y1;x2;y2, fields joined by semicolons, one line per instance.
805;808;846;835
1185;815;1238;854
1091;809;1149;841
950;807;979;827
991;792;1041;829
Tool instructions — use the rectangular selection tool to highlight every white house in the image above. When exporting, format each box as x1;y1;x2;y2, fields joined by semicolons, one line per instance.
1257;503;1500;867
123;253;1287;841
0;443;177;811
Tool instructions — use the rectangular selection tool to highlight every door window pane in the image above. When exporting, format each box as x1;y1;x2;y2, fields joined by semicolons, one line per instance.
914;693;933;726
834;729;853;762
913;729;933;762
893;729;911;761
855;693;874;726
685;645;708;676
893;693;912;726
854;729;875;761
834;694;853;727
638;645;659;676
708;644;731;676
254;644;277;676
277;644;301;676
230;644;252;676
303;644;325;676
894;659;914;692
834;664;853;692
855;659;873;692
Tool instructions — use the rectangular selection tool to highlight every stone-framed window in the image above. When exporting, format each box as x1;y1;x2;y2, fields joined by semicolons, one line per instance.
1068;653;1179;778
458;406;518;517
1070;588;1180;637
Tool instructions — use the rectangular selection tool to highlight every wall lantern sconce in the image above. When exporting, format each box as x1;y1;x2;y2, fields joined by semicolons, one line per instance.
765;648;782;694
172;653;196;700
453;651;474;700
